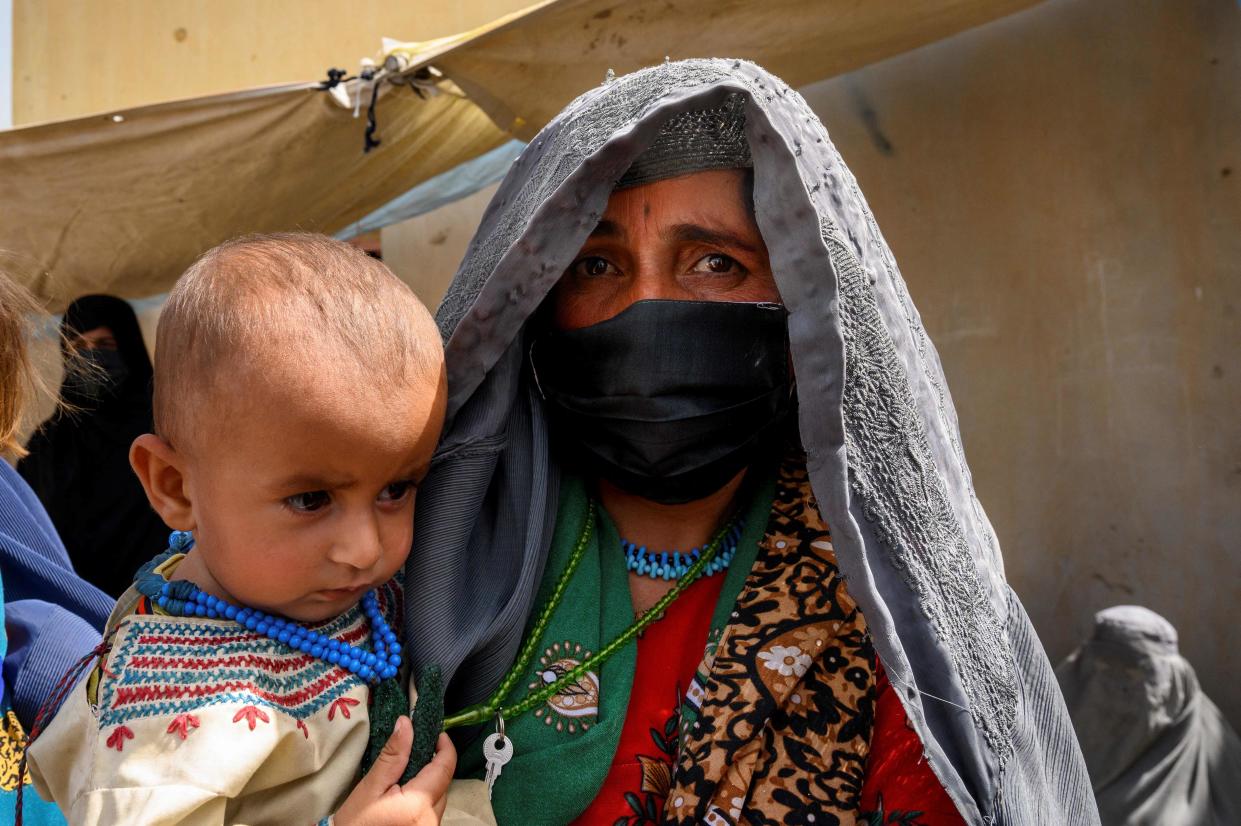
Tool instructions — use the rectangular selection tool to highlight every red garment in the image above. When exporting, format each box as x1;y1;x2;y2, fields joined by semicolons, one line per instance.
572;573;725;825
859;663;967;825
572;576;965;826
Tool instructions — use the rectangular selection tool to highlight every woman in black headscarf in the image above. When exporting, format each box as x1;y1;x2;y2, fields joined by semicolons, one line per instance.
18;294;168;597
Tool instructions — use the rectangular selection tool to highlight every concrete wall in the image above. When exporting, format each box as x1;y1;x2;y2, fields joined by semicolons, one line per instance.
381;183;499;311
799;0;1239;722
1;0;11;129
387;0;1241;722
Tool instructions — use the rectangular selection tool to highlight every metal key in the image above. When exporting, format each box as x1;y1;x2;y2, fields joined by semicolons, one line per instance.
483;732;513;800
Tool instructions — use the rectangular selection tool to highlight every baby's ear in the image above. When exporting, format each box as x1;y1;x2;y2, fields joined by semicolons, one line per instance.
130;434;195;531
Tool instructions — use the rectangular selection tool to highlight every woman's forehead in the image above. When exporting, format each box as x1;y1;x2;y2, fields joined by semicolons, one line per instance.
596;169;756;235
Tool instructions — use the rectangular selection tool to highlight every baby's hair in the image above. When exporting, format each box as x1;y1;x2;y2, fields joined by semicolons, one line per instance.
154;232;442;447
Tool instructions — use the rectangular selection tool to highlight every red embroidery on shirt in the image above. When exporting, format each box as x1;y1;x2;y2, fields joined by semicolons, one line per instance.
233;705;270;730
297;719;310;739
112;668;351;711
329;697;360;721
166;713;200;740
106;725;134;751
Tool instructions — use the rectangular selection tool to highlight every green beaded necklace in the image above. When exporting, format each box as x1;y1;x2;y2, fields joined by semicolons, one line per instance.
442;500;735;730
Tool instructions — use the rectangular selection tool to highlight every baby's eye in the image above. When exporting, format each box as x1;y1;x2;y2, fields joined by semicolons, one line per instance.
690;253;741;275
378;481;415;503
571;256;618;278
285;491;330;513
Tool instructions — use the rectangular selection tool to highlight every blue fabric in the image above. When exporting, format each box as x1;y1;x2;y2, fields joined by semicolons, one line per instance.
0;493;76;826
334;140;526;240
0;460;113;727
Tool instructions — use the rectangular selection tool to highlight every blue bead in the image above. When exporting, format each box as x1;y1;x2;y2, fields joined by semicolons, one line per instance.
224;605;237;620
310;645;324;657
256;622;269;635
359;666;373;680
245;617;259;630
328;652;342;665
157;596;168;609
193;604;205;617
388;653;401;666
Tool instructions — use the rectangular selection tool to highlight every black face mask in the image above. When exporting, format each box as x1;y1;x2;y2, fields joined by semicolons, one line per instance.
64;348;129;405
530;299;792;504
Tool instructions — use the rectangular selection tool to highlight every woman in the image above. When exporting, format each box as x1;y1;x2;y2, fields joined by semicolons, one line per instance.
0;275;113;824
18;294;168;597
1057;606;1241;825
407;60;1097;825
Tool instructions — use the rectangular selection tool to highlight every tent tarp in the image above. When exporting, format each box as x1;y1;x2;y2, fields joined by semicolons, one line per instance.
424;0;1044;139
0;0;1041;306
0;82;506;307
335;139;526;241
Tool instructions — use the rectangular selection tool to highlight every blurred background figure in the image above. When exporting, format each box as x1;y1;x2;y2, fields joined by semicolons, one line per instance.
17;295;167;597
1057;606;1241;826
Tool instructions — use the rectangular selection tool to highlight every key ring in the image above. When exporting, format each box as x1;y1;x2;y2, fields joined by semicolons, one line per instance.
494;712;505;743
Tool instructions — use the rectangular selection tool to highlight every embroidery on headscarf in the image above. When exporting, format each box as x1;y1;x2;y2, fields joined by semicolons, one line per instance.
829;226;1016;759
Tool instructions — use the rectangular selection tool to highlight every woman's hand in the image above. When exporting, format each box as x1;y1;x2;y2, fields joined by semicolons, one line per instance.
334;716;456;825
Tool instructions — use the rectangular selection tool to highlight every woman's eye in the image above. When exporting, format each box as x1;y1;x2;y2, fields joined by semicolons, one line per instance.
572;256;616;278
285;491;330;513
378;481;415;503
691;253;740;275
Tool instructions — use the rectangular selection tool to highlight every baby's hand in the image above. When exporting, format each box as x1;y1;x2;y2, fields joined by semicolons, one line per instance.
334;716;456;826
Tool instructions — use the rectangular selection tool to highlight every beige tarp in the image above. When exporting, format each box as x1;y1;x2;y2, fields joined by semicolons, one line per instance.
0;83;507;308
0;0;1040;307
418;0;1043;139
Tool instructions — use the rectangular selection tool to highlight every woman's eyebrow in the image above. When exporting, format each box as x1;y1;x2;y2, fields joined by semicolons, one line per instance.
667;223;759;254
588;219;624;239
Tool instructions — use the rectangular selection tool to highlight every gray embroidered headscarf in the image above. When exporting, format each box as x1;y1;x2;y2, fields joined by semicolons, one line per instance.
407;58;1098;825
1057;606;1241;825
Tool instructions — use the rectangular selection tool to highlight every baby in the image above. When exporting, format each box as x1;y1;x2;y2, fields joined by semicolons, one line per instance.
27;234;488;825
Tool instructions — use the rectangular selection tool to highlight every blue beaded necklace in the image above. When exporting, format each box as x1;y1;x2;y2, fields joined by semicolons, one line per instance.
622;517;745;580
133;531;400;684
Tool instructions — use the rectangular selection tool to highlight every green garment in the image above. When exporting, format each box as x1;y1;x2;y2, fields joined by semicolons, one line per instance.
459;473;775;825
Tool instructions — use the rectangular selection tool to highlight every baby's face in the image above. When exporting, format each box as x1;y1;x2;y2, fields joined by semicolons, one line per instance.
177;360;445;623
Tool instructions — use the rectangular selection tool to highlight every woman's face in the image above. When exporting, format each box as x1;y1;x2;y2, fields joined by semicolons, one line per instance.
552;169;779;331
70;325;119;353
